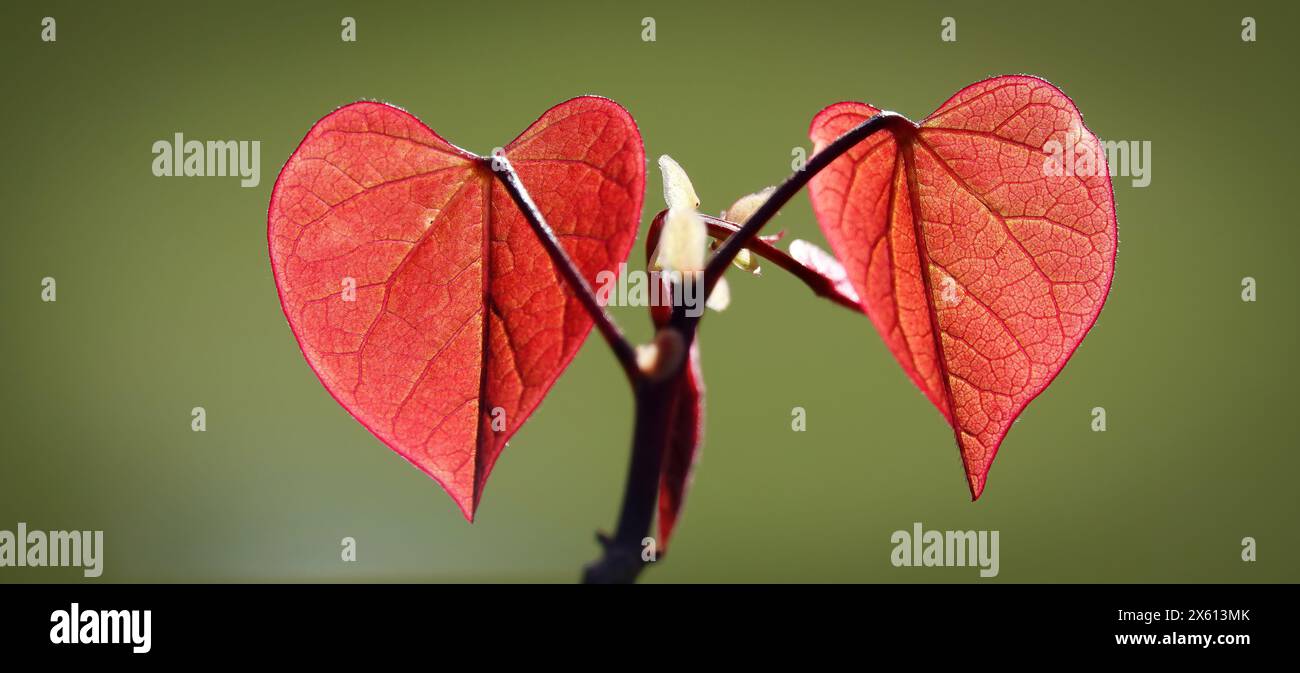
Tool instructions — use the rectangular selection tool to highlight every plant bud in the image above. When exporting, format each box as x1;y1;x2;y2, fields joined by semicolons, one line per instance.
721;187;775;275
637;328;687;381
722;186;775;224
656;155;707;273
659;155;699;211
706;277;731;312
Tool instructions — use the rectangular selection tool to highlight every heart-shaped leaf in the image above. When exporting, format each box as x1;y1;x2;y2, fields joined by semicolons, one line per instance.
269;97;645;519
807;75;1117;498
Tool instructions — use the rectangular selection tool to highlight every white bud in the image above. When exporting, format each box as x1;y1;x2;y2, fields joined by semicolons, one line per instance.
723;186;774;224
735;248;755;271
724;246;760;275
659;207;707;273
658;155;700;211
656;155;706;273
637;329;686;381
706;277;731;312
635;342;659;373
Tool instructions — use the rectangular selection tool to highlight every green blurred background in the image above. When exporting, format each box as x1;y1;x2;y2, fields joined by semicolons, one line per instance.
1;0;1295;583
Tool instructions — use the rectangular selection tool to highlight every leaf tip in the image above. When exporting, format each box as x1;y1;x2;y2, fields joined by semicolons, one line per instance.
451;491;478;523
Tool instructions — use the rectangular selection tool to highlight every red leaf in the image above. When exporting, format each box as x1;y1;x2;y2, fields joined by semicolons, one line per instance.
807;75;1117;499
658;342;704;551
788;239;863;308
268;97;645;520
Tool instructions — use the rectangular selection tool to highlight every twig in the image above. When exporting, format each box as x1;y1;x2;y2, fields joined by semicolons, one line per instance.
582;373;679;584
488;155;642;384
702;112;907;300
645;210;863;312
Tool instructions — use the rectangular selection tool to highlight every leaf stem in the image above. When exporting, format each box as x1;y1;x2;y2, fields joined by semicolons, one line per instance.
646;210;863;312
488;155;642;384
701;111;906;307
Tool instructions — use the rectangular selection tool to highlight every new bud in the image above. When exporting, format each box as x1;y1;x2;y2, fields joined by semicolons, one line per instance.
656;155;707;273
